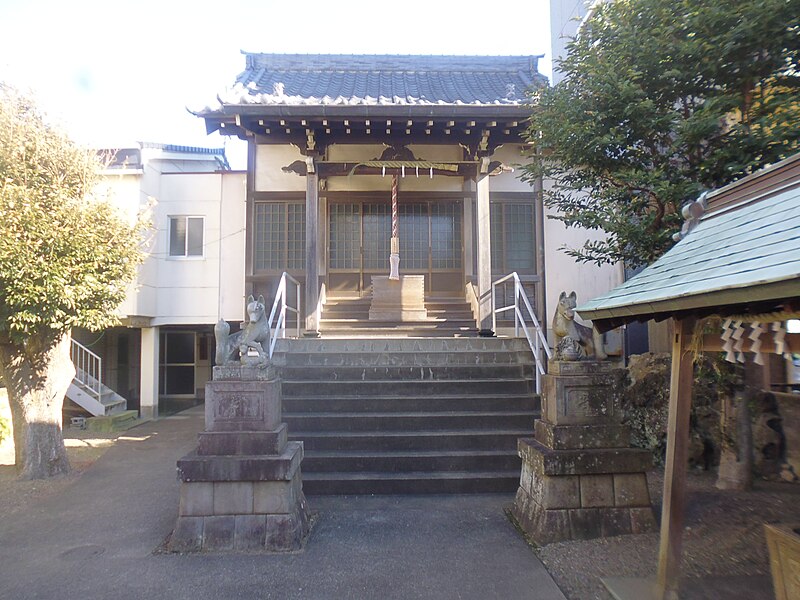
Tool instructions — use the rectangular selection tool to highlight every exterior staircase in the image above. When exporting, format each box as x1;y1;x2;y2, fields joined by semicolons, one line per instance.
272;336;539;494
319;296;479;337
67;339;128;417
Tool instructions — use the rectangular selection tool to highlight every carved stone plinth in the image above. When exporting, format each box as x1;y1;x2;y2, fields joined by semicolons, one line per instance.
369;275;427;321
512;360;656;545
168;366;310;553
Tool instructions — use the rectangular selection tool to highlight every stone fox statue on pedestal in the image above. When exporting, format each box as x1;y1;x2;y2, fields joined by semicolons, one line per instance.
553;291;607;360
215;295;271;365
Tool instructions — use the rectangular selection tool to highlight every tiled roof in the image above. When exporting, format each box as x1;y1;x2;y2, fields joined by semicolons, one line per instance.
217;53;545;107
577;154;800;327
140;142;226;155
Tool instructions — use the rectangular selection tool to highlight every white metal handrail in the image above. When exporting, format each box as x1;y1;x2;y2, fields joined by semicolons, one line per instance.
492;272;552;393
70;339;103;402
315;282;327;333
267;272;301;358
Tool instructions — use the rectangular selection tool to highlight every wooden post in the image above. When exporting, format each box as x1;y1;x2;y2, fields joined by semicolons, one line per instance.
655;317;696;599
476;171;493;335
304;158;320;335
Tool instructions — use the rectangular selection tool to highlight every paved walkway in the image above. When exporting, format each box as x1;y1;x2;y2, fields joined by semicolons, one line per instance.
0;406;566;600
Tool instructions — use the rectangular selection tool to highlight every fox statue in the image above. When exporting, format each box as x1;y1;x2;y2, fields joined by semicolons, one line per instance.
215;295;271;366
552;291;607;360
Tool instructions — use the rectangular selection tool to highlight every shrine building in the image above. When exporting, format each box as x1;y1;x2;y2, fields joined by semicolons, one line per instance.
196;53;552;334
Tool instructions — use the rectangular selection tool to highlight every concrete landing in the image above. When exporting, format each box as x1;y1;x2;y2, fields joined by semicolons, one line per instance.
0;405;566;600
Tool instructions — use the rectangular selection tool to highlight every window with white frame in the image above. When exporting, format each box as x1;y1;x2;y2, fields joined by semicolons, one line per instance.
169;216;204;257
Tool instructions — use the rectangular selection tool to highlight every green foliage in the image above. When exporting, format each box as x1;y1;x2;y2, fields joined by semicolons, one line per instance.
0;84;144;343
0;413;9;445
523;0;800;267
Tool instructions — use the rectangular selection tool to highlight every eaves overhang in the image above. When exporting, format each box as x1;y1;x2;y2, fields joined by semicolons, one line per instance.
578;281;800;332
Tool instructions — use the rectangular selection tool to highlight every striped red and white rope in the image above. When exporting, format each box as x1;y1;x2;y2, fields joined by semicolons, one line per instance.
391;174;398;238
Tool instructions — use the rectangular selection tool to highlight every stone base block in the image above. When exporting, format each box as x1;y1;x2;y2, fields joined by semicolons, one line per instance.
511;485;657;546
212;364;278;381
513;435;656;544
369;275;427;322
518;437;652;476
205;377;282;432
534;420;632;450
169;461;311;553
168;489;311;553
518;461;652;510
197;425;288;456
177;441;303;482
542;372;619;426
368;309;429;321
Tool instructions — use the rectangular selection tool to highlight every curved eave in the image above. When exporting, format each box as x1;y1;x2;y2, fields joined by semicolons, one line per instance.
578;278;800;332
201;102;531;117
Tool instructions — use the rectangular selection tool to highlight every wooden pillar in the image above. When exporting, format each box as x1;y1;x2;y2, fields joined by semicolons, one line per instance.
304;158;320;335
655;317;696;599
476;171;493;335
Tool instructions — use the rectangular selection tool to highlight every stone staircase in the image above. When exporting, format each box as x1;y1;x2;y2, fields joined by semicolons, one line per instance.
319;296;479;337
272;337;539;495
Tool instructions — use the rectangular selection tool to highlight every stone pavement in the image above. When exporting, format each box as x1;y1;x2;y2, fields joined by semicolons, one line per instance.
0;406;567;600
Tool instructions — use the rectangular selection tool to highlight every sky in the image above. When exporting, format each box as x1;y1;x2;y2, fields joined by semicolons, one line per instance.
0;0;553;169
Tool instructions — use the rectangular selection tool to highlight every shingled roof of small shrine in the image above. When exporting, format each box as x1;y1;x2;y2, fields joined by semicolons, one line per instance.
577;153;800;330
216;53;546;107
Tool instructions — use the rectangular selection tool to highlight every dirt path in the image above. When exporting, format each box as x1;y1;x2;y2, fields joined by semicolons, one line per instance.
536;470;800;599
0;415;125;517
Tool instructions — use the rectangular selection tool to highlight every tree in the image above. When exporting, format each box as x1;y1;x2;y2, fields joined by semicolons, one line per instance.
0;84;143;479
523;0;800;268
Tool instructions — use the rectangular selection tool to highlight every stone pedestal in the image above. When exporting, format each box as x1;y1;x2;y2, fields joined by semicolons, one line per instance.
369;275;427;321
168;365;310;552
512;360;656;545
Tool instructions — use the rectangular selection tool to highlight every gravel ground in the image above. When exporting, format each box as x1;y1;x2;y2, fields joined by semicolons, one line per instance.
3;383;799;600
0;420;123;517
535;469;800;600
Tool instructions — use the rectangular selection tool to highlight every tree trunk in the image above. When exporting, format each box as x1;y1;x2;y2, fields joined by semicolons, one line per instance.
716;390;753;491
0;331;73;479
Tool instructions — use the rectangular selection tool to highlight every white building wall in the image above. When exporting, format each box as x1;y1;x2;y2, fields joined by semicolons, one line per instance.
550;0;592;84
150;171;246;326
543;194;623;330
98;151;247;326
491;144;623;329
547;0;623;336
255;145;305;192
219;173;248;322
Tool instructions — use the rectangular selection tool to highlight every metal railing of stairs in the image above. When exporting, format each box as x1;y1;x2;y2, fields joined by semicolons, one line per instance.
70;339;103;405
491;272;552;394
315;282;327;335
267;272;302;358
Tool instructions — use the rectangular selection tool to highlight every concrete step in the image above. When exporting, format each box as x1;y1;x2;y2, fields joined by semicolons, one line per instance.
302;449;520;473
284;411;536;432
317;329;480;338
283;393;538;413
85;410;142;432
273;352;533;368
275;336;532;353
320;320;477;330
282;379;533;396
277;333;537;494
276;350;532;367
279;364;525;381
300;470;521;495
289;429;531;452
